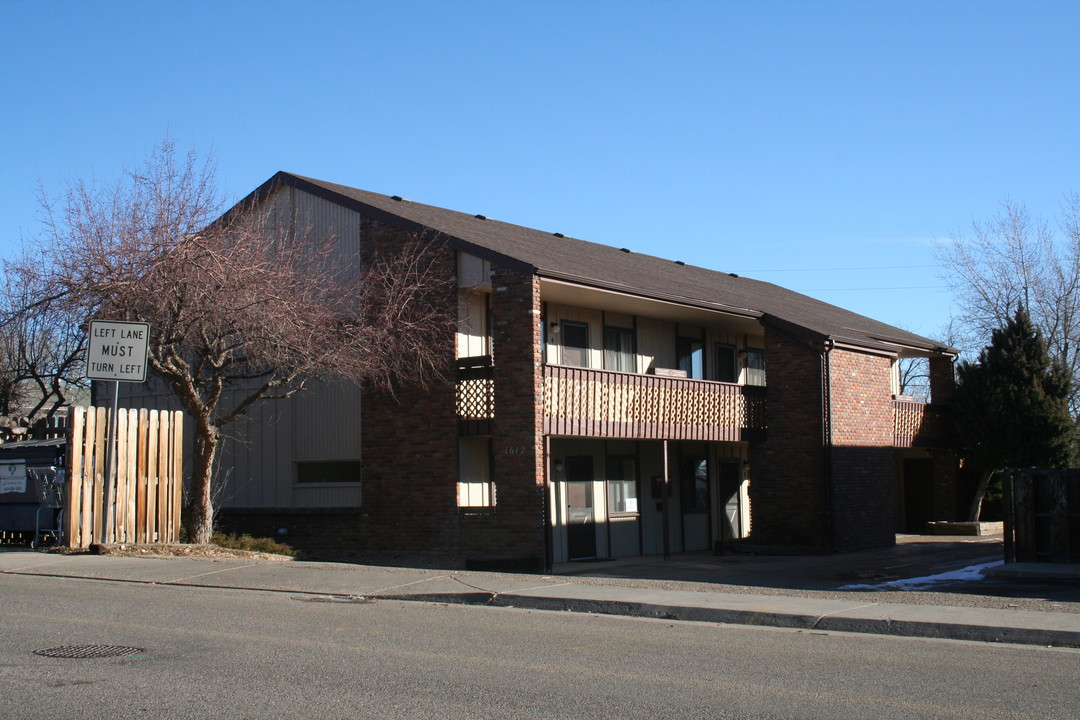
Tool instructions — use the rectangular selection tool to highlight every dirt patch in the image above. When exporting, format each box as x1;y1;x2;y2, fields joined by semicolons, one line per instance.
73;543;295;561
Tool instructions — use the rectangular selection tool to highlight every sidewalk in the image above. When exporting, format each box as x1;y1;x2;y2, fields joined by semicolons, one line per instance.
2;541;1078;649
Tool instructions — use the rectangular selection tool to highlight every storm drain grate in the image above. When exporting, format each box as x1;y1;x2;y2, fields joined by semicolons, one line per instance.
34;645;145;659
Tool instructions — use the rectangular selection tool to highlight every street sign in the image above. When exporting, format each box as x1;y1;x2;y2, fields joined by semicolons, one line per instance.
86;320;150;383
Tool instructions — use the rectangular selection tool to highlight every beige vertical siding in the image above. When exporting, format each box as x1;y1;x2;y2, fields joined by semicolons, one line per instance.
117;186;368;510
636;317;675;372
457;290;490;358
292;378;362;460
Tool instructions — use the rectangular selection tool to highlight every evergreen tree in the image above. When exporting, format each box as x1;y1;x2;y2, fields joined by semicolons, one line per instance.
952;308;1076;520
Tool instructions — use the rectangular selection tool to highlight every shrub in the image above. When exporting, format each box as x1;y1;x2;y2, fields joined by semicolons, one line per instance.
211;531;295;557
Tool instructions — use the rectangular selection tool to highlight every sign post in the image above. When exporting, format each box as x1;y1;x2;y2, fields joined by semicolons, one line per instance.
86;320;151;544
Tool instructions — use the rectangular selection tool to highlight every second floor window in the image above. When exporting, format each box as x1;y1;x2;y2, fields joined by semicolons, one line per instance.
716;344;737;383
604;326;635;373
561;321;589;367
746;348;766;386
676;337;704;379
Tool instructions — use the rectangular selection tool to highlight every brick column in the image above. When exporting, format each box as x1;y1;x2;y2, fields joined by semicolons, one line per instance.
927;355;959;521
928;355;955;404
748;327;830;548
477;266;546;569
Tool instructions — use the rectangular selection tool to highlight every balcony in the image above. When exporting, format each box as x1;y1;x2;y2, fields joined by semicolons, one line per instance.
462;361;951;447
893;399;949;448
544;365;765;442
456;359;766;441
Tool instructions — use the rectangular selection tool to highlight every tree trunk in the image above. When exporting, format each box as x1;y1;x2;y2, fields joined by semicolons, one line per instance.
966;469;996;522
186;419;219;544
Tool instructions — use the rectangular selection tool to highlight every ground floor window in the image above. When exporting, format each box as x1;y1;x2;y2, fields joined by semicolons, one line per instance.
458;437;495;507
680;456;709;513
296;461;362;484
606;455;639;515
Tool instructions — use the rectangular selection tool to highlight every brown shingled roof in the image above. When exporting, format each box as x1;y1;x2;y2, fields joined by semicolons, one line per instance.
255;172;953;356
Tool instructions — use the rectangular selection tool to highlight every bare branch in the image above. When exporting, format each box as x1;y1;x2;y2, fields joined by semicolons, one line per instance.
5;139;454;542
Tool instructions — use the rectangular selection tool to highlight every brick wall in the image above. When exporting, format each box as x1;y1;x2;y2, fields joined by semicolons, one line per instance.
749;330;903;551
827;348;897;550
357;220;465;559
748;327;830;547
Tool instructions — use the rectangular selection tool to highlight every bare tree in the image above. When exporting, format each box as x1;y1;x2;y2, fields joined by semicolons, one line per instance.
935;195;1080;411
896;357;929;402
0;262;88;419
5;140;453;542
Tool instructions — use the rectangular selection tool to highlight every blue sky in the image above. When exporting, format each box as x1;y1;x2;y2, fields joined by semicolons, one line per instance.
3;0;1078;347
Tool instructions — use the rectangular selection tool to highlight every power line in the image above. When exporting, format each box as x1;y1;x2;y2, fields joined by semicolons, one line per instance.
799;284;950;289
748;264;938;272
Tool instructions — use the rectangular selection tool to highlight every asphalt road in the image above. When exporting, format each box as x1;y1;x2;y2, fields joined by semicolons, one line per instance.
2;574;1077;720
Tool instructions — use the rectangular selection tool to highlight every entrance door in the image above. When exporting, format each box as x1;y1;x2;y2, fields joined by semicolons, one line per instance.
902;458;934;532
565;456;596;560
680;455;711;551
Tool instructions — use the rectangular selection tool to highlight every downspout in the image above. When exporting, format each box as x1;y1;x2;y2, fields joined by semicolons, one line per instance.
822;339;835;550
543;434;554;574
541;304;554;574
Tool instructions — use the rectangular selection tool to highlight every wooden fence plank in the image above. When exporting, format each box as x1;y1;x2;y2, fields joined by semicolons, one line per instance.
136;409;149;542
65;407;84;548
79;408;95;549
1002;471;1015;563
157;413;170;541
124;408;139;543
146;410;159;542
90;407;106;544
171;411;183;542
109;408;125;542
1048;472;1070;563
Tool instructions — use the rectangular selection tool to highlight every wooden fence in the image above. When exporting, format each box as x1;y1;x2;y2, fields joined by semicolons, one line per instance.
65;406;185;549
1002;468;1080;564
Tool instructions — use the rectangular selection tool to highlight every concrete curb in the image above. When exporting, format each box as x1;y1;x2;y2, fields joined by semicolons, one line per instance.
380;592;1080;649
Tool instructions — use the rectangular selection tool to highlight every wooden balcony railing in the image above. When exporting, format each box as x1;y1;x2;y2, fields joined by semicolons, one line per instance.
544;365;765;442
893;400;949;448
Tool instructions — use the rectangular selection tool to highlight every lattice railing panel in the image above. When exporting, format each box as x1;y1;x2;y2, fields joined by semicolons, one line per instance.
893;400;948;448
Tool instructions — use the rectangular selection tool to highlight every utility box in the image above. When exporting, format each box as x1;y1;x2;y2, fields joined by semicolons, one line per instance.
0;438;66;542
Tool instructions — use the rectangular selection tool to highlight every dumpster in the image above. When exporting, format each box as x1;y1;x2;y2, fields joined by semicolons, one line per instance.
0;438;66;545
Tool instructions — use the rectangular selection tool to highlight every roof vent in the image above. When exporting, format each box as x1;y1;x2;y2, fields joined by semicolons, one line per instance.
390;195;403;201
675;260;686;266
620;248;631;253
553;232;564;238
728;273;739;278
474;214;488;221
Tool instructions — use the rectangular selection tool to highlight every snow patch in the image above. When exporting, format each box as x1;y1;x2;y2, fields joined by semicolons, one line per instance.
840;560;1004;591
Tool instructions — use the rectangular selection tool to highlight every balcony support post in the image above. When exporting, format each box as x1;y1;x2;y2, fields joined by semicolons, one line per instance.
662;439;671;561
